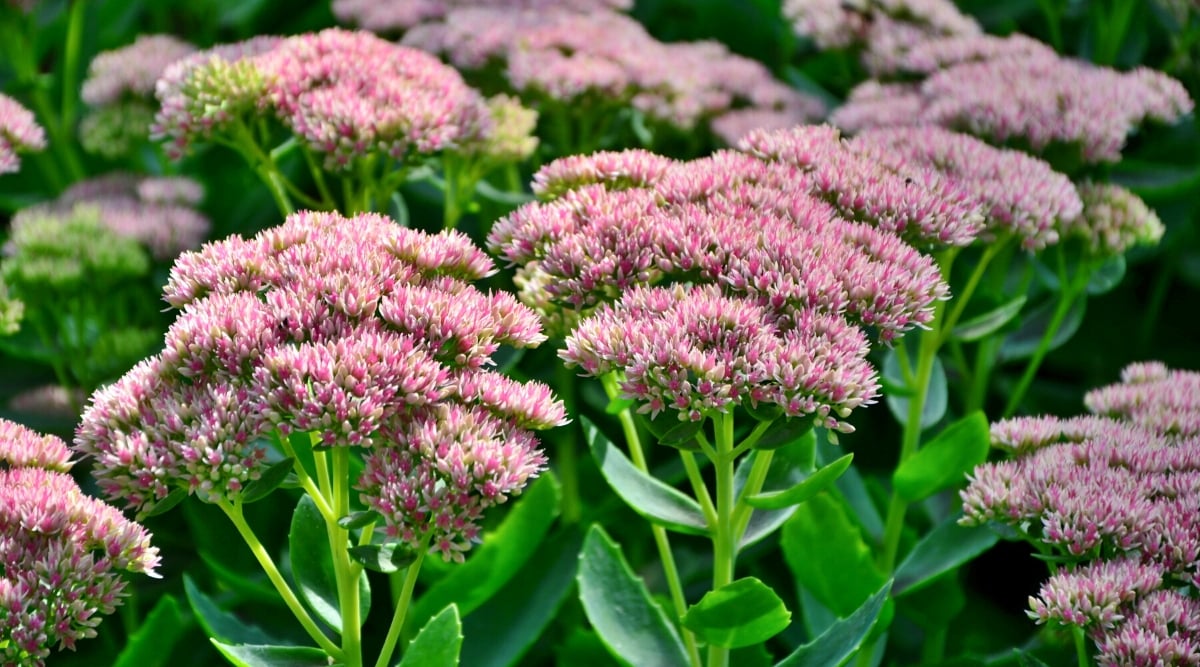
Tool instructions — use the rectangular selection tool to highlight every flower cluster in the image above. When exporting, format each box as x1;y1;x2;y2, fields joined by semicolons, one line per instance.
332;0;631;33
399;7;824;143
961;362;1200;665
1065;182;1166;257
491;139;951;426
832;34;1194;164
75;210;564;561
14;173;210;261
1;418;159;667
153;29;526;171
79;34;196;158
0;93;46;174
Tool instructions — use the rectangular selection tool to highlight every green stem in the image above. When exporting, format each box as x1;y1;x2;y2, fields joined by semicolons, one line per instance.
600;373;703;667
731;449;775;541
223;125;295;217
680;451;717;528
707;411;737;667
1001;274;1086;418
1037;0;1065;51
936;242;1004;347
61;0;86;136
1072;625;1090;667
218;500;344;660
330;448;363;667
375;530;433;667
554;363;582;524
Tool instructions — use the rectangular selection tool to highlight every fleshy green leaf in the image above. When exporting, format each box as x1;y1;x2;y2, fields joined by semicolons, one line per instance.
682;577;791;649
242;457;295;504
892;412;990;503
737;432;816;547
409;473;560;629
112;595;187;667
744;453;853;510
894;514;1000;596
782;493;887;617
775;581;892;667
577;525;689;667
184;574;277;646
461;528;583;667
1086;255;1126;296
141;486;189;518
337;510;380;530
751;418;814;451
660;419;703;447
347;543;416;573
398;605;463;667
583;417;708;536
999;296;1086;362
210;641;333;667
288;495;370;633
882;347;947;430
949;295;1027;342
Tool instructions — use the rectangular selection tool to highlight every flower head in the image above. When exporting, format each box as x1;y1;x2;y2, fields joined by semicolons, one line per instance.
0;93;46;175
333;0;632;33
81;34;196;106
1064;182;1165;256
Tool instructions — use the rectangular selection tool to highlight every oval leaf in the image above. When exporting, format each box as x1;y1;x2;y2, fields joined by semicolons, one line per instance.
398;604;463;667
892;412;990;503
583;417;708;536
337;510;381;530
751;417;814;451
210;641;332;667
242;457;295;504
347;543;416;574
744;453;853;510
736;432;816;547
660;419;703;447
112;595;186;667
1086;254;1126;296
184;575;278;646
949;295;1027;342
577;525;689;667
141;486;189;519
288;495;370;632
682;577;791;649
775;581;893;667
998;296;1086;362
882;348;947;430
782;493;887;617
894;515;1000;596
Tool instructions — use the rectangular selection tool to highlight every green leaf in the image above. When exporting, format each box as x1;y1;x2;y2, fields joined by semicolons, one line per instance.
577;525;689;667
745;453;853;510
751;418;814;451
660;419;703;447
184;574;278;646
287;431;318;482
894;515;1000;596
1014;649;1055;667
210;641;333;667
398;605;463;667
775;581;892;667
288;495;370;633
141;486;189;518
583;417;708;536
605;394;637;415
999;297;1086;362
782;493;887;617
461;527;583;667
242;457;295;504
1086;255;1126;296
1111;159;1200;199
682;577;791;649
737;431;816;547
882;347;947;430
892;412;990;503
347;543;416;573
896;573;965;629
200;551;281;605
112;595;187;667
949;295;1027;342
337;510;381;530
409;473;560;629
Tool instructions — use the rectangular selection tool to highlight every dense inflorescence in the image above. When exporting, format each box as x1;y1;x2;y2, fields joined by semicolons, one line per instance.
75;210;564;561
0;93;46;174
962;362;1200;666
332;0;632;33
1;419;159;667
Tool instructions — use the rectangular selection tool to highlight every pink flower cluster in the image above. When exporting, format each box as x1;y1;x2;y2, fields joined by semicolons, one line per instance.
333;0;631;33
154;29;518;170
13;173;210;261
1;419;159;666
400;7;824;142
833;34;1194;163
1067;183;1166;257
0;93;46;175
491;143;951;427
75;210;563;561
962;362;1200;665
81;34;197;106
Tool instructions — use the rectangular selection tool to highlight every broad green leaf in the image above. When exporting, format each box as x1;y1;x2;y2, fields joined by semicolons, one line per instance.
210;641;333;667
782;493;887;617
141;486;189;518
184;574;277;645
577;525;689;667
894;515;1000;596
1086;255;1126;296
242;457;296;504
882;348;947;430
736;432;815;547
461;527;583;667
660;419;703;447
998;296;1086;362
288;495;370;633
751;418;814;451
409;473;560;629
682;577;791;649
745;454;853;510
112;595;186;667
949;295;1027;342
775;581;892;667
337;510;381;530
583;416;708;536
398;605;463;667
347;543;416;573
892;412;990;503
820;433;883;542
